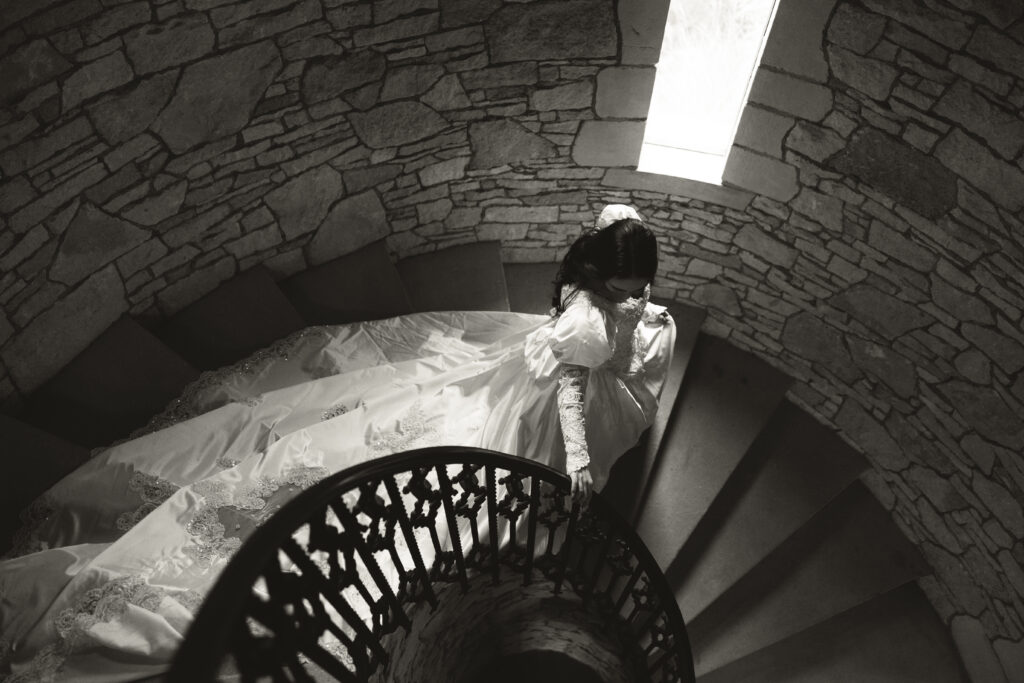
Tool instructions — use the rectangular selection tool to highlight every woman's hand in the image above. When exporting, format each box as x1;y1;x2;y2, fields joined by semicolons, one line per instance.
570;467;593;507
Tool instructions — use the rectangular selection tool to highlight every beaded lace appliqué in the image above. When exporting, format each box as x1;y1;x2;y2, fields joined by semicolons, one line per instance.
184;466;330;567
321;403;350;421
368;400;441;456
116;471;180;533
130;327;334;439
3;496;57;559
4;576;203;683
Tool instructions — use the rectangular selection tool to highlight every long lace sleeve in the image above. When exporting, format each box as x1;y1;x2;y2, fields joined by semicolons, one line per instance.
557;363;590;473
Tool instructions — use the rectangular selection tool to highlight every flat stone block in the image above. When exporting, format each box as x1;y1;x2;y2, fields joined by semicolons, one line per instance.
934;128;1024;212
125;12;215;74
760;0;835;83
469;119;556;170
733;105;795;158
483;205;557;223
530;81;593;112
309;190;391;266
2;265;127;393
348;101;447;149
722;147;799;202
62;51;134;112
486;0;616;62
602;169;754;211
572;120;645;167
748;68;832;121
934;80;1024;161
827;3;886;54
51;203;148;285
618;0;670;65
265;165;344;240
0;39;72;105
152;41;282;154
827;45;899;101
595;67;656;119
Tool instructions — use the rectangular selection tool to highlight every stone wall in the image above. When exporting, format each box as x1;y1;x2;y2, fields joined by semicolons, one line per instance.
1;0;1023;678
377;573;635;683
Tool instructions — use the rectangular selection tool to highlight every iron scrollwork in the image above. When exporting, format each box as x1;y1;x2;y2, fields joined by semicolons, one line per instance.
169;447;694;683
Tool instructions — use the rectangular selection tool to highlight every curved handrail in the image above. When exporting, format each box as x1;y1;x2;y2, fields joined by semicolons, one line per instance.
168;446;695;682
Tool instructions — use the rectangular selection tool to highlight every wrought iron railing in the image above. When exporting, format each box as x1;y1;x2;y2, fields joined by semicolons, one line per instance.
168;446;694;682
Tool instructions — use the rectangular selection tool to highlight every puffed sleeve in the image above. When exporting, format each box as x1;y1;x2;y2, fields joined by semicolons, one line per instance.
548;290;613;368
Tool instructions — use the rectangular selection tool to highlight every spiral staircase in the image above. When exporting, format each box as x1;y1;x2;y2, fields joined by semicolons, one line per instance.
0;239;969;681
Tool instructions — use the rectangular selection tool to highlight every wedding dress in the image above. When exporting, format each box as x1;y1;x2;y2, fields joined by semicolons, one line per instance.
0;284;675;682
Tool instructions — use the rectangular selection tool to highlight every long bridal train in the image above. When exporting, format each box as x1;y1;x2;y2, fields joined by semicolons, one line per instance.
1;296;674;681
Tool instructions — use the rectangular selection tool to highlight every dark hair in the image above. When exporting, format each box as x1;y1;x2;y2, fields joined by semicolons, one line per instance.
552;218;659;312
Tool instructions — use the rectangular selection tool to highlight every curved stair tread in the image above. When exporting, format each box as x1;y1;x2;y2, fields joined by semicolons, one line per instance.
603;301;706;522
397;241;510;312
279;240;412;324
696;582;967;683
158;265;307;370
0;415;91;553
635;333;792;569
669;400;869;621
688;481;931;676
21;316;199;447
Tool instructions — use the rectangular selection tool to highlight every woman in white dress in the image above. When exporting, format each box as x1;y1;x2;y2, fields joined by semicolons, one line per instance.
0;205;675;682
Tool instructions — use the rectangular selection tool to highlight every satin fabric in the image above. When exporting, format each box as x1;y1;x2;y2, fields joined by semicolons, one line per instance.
0;305;674;682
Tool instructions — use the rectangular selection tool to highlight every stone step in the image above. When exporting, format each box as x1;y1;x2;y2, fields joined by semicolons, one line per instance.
688;481;931;677
279;240;413;325
602;301;707;522
502;262;559;315
0;414;91;554
20;316;200;447
396;241;510;312
634;334;791;569
157;265;307;370
669;400;868;622
697;582;967;683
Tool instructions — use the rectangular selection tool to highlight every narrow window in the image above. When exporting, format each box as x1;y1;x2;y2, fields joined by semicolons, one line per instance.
638;0;780;184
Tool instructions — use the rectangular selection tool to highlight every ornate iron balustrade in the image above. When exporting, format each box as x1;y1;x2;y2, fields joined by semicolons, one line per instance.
168;446;694;682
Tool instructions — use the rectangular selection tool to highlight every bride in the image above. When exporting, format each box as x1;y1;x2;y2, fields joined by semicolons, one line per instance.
0;205;676;682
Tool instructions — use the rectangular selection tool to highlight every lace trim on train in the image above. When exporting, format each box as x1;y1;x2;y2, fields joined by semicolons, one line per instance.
3;497;58;560
125;327;335;442
368;400;441;456
3;576;203;683
116;472;181;533
184;466;330;568
4;470;184;559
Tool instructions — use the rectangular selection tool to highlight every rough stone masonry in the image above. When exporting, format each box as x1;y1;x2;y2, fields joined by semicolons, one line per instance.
0;0;1023;678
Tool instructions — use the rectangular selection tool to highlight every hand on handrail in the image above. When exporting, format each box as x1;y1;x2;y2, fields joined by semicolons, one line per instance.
569;466;593;508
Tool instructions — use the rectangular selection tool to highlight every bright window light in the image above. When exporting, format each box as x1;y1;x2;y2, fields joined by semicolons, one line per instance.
638;0;780;184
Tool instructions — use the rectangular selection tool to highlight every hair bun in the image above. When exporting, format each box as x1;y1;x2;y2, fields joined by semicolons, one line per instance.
595;204;641;228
